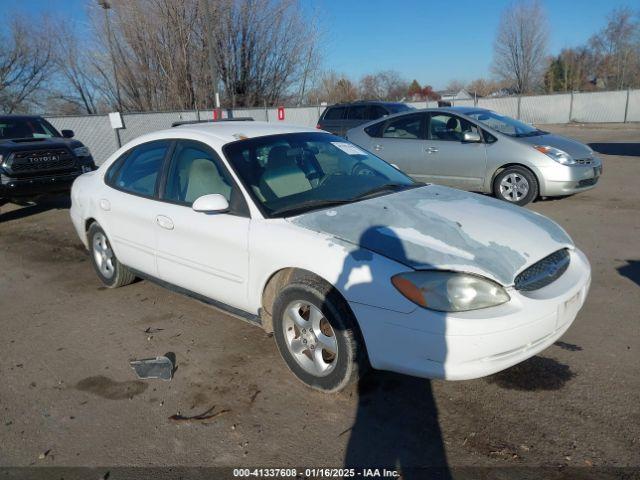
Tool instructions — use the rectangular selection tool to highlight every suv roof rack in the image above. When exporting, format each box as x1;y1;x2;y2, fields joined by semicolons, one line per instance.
171;118;254;127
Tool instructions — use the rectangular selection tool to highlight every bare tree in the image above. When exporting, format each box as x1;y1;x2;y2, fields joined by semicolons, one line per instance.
0;17;54;113
444;79;466;92
492;0;549;94
358;70;407;100
307;71;358;104
589;7;640;90
466;78;509;97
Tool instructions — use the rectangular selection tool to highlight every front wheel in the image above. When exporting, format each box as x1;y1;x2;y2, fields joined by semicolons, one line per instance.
88;223;136;288
272;278;368;392
493;166;539;206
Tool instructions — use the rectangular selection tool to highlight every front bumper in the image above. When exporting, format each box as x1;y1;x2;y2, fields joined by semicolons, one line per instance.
538;158;603;196
0;171;83;198
350;248;591;380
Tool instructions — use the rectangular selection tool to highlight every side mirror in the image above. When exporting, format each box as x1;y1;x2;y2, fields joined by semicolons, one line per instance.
192;194;229;213
462;131;481;143
61;129;75;138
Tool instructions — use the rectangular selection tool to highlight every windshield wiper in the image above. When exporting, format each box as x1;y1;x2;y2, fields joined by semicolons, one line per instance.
353;182;416;200
269;199;352;217
516;130;546;137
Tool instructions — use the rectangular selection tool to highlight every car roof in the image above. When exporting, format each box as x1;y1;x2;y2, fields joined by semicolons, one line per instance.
152;121;324;146
0;114;45;120
326;101;408;107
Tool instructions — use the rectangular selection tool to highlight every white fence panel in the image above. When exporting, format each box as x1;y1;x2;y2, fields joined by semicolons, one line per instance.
119;111;199;145
230;108;268;122
47;115;118;166
266;106;320;127
572;91;627;123
625;90;640;122
520;94;571;124
476;96;519;117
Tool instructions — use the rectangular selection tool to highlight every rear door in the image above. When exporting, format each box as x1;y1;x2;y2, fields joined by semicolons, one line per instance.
343;104;370;135
318;106;347;136
365;113;428;174
422;112;487;190
101;140;171;275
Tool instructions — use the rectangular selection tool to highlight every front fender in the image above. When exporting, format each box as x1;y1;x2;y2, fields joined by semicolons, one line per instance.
247;219;417;316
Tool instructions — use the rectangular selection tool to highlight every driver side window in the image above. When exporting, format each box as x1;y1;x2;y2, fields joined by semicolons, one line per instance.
164;140;233;205
428;113;478;142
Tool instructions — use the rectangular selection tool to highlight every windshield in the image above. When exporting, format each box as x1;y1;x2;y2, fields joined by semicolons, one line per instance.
466;110;543;137
223;132;417;217
0;118;61;140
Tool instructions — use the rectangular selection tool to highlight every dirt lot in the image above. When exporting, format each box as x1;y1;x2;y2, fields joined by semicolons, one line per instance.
1;124;639;477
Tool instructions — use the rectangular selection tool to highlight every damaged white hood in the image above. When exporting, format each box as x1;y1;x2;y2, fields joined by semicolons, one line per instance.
289;185;573;286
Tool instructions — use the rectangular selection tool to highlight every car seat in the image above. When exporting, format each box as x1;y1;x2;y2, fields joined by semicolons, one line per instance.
259;146;312;199
185;158;231;204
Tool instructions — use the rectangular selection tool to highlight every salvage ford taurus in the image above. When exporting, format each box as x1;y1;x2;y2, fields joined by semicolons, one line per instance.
70;121;591;392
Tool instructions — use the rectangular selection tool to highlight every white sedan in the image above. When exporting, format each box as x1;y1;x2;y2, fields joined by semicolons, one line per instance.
70;121;591;392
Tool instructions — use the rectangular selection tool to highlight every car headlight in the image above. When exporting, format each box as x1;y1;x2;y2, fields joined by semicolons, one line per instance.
534;145;575;165
73;146;91;158
391;271;510;312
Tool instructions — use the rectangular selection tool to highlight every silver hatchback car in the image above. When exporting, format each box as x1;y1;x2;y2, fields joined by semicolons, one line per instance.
346;107;602;206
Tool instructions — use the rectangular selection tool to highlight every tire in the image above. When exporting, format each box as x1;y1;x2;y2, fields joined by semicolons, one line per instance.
272;277;368;392
87;223;136;288
493;165;539;206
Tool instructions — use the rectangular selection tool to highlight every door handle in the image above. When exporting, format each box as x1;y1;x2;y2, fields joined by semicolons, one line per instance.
374;144;384;151
425;147;439;154
156;215;174;230
99;199;111;211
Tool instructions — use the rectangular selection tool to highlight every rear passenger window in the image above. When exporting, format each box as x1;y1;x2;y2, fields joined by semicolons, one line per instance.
382;114;424;139
369;105;388;119
347;105;368;119
364;121;385;138
323;107;346;120
111;141;169;196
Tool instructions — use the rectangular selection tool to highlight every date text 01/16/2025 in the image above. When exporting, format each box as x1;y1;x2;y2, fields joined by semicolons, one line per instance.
232;468;400;478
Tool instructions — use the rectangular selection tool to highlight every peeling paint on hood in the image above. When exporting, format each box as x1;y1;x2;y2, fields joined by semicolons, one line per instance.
289;185;573;285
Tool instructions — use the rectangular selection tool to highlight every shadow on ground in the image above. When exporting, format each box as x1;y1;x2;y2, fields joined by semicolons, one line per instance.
344;372;451;479
486;356;576;391
589;142;640;157
617;260;640;287
0;195;70;223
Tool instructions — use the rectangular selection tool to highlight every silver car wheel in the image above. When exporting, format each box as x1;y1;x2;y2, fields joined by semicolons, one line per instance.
499;173;530;202
92;232;115;279
282;301;338;377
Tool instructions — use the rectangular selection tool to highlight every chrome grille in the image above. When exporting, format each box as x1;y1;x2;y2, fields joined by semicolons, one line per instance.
515;249;570;291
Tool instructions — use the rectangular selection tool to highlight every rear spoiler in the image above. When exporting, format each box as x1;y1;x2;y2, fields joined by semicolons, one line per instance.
171;118;254;127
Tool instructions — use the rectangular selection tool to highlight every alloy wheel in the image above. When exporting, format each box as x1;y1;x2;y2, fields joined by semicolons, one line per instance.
92;232;115;279
282;301;338;377
499;173;530;202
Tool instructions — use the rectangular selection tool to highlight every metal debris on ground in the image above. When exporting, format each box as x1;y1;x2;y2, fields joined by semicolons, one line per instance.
169;405;230;424
129;354;175;381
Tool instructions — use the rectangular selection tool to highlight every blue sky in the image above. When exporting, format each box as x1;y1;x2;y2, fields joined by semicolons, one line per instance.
4;0;636;89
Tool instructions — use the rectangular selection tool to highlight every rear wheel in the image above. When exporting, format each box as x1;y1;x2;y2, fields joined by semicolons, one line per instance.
493;166;538;206
272;277;368;392
88;223;136;288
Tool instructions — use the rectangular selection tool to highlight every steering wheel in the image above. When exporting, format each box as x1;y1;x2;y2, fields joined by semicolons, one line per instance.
351;161;381;177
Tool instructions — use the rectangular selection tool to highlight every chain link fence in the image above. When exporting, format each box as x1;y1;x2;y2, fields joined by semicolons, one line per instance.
46;88;639;165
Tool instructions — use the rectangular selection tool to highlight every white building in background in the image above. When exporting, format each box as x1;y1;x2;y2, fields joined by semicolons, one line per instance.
435;88;474;102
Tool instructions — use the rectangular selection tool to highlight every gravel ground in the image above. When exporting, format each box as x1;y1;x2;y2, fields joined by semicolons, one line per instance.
0;123;638;477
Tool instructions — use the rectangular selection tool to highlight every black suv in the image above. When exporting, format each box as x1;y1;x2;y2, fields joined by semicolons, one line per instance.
317;101;413;136
0;115;96;202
